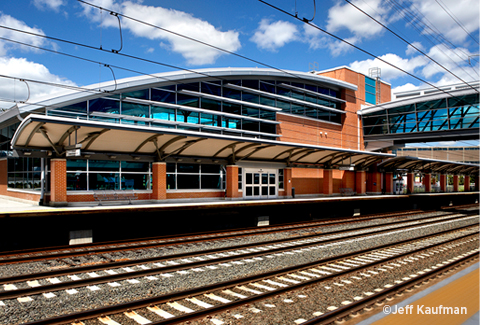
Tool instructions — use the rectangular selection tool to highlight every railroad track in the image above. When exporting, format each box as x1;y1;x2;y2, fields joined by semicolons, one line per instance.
0;213;473;298
0;212;477;325
0;209;431;264
13;225;479;325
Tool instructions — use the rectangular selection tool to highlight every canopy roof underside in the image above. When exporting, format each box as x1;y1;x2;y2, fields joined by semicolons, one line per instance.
378;156;479;175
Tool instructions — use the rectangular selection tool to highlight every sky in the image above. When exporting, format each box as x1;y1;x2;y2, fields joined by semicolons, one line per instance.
0;0;478;147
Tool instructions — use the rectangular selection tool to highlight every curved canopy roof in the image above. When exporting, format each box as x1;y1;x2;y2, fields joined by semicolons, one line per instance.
12;114;393;169
378;156;479;176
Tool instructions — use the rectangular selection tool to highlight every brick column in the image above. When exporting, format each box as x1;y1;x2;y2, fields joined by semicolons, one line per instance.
284;168;293;197
439;174;447;192
453;175;459;192
464;175;470;192
355;170;366;195
50;158;67;206
0;158;7;195
424;174;432;192
368;171;382;194
226;165;239;199
342;170;356;189
406;173;414;194
152;162;167;201
323;169;333;196
384;172;394;194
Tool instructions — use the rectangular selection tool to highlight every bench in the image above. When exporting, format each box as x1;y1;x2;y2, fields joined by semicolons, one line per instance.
93;191;138;205
339;188;356;196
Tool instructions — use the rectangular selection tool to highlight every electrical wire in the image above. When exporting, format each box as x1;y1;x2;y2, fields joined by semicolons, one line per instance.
344;0;479;92
433;0;479;45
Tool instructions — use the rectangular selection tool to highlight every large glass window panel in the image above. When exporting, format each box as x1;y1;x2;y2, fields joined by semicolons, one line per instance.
177;82;199;92
242;80;259;89
122;102;149;117
200;113;220;126
152;106;175;121
122;89;149;100
389;104;415;114
242;120;259;132
317;110;330;122
177;94;199;107
166;163;175;173
201;98;221;111
121;174;149;190
260;122;275;134
291;91;304;101
166;174;176;189
67;173;87;190
56;101;87;113
242;106;259;117
259;109;275;120
448;94;478;107
223;88;241;100
67;159;87;171
463;106;480;116
177;110;199;124
291;104;304;115
416;98;447;111
365;92;376;105
305;107;317;119
177;174;199;189
89;98;120;114
260;96;275;107
242;92;259;104
202;164;221;173
89;160;120;172
151;89;176;103
121;161;149;172
260;82;275;94
223;102;241;115
32;172;41;189
431;108;449;120
276;100;290;113
201;175;221;189
177;163;199;173
276;87;291;97
222;117;240;129
89;173;119;190
201;82;221;96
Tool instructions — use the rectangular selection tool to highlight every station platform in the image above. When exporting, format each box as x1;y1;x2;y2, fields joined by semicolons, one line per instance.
0;192;477;251
359;262;479;325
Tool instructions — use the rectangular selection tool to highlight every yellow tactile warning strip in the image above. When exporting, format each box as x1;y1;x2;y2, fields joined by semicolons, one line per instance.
373;268;479;325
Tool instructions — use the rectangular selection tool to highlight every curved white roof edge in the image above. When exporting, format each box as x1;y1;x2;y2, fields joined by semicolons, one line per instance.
16;67;357;115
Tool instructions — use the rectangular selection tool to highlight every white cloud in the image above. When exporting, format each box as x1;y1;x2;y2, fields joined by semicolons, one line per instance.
80;0;241;65
33;0;65;12
349;52;427;81
409;0;479;45
250;19;299;51
406;42;424;56
0;13;47;56
0;57;76;109
391;83;419;97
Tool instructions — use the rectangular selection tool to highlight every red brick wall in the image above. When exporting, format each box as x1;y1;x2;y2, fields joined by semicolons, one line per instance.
167;191;224;200
290;168;344;195
50;159;67;204
226;165;240;198
152;162;167;200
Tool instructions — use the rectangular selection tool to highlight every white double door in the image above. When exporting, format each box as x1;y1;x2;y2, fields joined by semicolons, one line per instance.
243;168;277;199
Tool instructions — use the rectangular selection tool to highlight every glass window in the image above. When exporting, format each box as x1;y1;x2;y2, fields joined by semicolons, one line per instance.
242;92;259;104
223;88;241;100
242;106;259;117
167;174;176;190
201;82;221;96
201;175;221;189
222;117;240;129
177;82;199;92
260;96;275;107
121;161;149;172
416;98;447;111
151;89;175;103
177;163;199;173
276;100;290;113
260;122;275;134
67;159;87;171
178;110;199;124
152;106;175;121
177;174;200;189
57;101;88;113
89;160;120;172
260;81;275;93
89;172;119;190
122;102;149;117
277;87;291;97
242;80;259;89
278;169;284;189
200;113;220;126
242;120;259;132
223;102;241;115
177;94;199;107
122;89;149;100
89;98;120;114
201;98;221;111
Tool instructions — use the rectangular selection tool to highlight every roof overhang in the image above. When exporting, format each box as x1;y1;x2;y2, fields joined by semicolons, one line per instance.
378;156;479;176
11;114;393;169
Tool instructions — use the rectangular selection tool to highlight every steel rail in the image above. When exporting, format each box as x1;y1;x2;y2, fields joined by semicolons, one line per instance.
20;226;478;325
0;209;426;264
0;213;473;300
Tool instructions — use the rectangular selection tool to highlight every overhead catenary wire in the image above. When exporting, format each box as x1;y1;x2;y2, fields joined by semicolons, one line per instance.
344;0;479;91
433;0;479;45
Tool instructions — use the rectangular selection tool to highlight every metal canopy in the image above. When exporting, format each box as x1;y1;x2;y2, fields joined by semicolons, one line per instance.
12;114;394;169
378;156;479;176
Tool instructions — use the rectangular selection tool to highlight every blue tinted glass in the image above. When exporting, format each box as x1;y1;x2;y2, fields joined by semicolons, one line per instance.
365;92;376;105
89;98;120;114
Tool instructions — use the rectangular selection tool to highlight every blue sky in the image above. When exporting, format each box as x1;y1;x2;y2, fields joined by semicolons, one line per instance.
0;0;478;146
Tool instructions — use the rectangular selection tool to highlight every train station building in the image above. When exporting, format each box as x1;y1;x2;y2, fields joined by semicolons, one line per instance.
0;66;478;206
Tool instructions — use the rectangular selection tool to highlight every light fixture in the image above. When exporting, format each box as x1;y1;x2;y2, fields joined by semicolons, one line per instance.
24;152;32;156
109;155;117;159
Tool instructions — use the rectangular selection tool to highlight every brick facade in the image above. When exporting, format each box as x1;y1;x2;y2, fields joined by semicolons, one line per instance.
152;162;167;201
0;158;6;196
50;159;67;206
226;165;240;198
